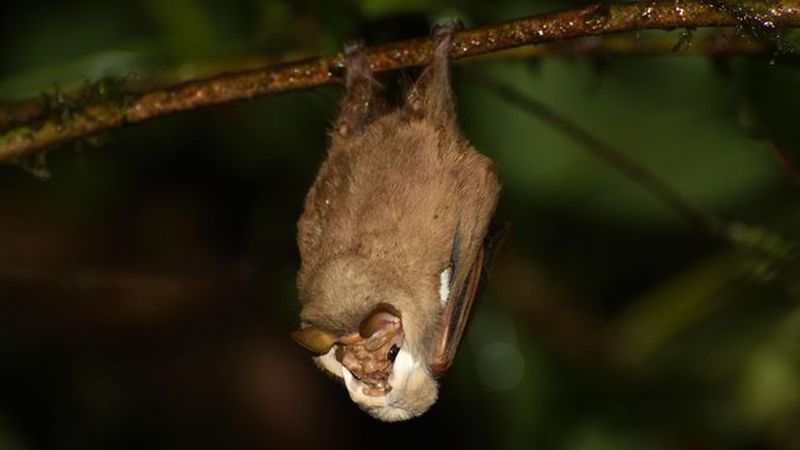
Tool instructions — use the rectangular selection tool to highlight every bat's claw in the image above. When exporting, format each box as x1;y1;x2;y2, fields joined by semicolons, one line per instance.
431;18;463;52
432;18;464;36
343;40;369;89
343;39;365;57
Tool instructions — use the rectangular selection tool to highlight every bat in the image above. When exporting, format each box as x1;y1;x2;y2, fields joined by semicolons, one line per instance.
291;22;501;422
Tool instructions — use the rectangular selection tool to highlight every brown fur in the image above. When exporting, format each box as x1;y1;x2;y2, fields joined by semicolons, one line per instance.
295;30;499;397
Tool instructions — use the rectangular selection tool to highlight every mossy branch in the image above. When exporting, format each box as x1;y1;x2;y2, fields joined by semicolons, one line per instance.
1;0;799;164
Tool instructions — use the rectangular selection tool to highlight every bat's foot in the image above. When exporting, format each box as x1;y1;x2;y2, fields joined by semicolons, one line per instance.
431;18;463;54
336;40;385;137
343;39;365;56
432;18;463;36
343;40;372;90
403;18;460;122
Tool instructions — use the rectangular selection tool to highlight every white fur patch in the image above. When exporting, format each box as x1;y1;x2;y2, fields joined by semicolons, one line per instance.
315;347;343;377
314;346;430;421
388;349;417;387
439;266;452;305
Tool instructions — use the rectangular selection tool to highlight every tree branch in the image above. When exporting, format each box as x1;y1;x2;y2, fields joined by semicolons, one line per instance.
0;31;773;135
1;0;799;164
481;29;775;61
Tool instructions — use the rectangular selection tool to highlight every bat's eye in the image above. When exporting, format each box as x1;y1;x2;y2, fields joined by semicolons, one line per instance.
387;345;400;362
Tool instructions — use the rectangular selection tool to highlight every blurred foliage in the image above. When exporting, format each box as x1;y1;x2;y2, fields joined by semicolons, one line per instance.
1;1;799;450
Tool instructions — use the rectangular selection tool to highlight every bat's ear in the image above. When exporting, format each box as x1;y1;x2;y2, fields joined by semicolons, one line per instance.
291;327;338;354
359;303;401;338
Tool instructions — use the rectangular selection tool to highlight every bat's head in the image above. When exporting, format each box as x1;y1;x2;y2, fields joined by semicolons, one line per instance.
292;302;439;421
292;219;497;422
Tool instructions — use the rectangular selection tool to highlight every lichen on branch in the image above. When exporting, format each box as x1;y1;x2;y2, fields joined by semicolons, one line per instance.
1;0;799;164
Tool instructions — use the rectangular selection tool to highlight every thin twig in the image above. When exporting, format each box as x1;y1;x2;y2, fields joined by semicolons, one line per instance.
472;72;800;269
469;72;725;235
1;0;799;163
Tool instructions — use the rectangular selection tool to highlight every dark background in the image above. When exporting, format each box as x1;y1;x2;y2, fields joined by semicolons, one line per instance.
1;1;799;449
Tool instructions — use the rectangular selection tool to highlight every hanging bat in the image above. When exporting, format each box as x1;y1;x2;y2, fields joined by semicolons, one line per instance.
291;23;501;422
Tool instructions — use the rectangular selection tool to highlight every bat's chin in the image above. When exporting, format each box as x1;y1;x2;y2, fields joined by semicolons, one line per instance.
316;348;438;422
